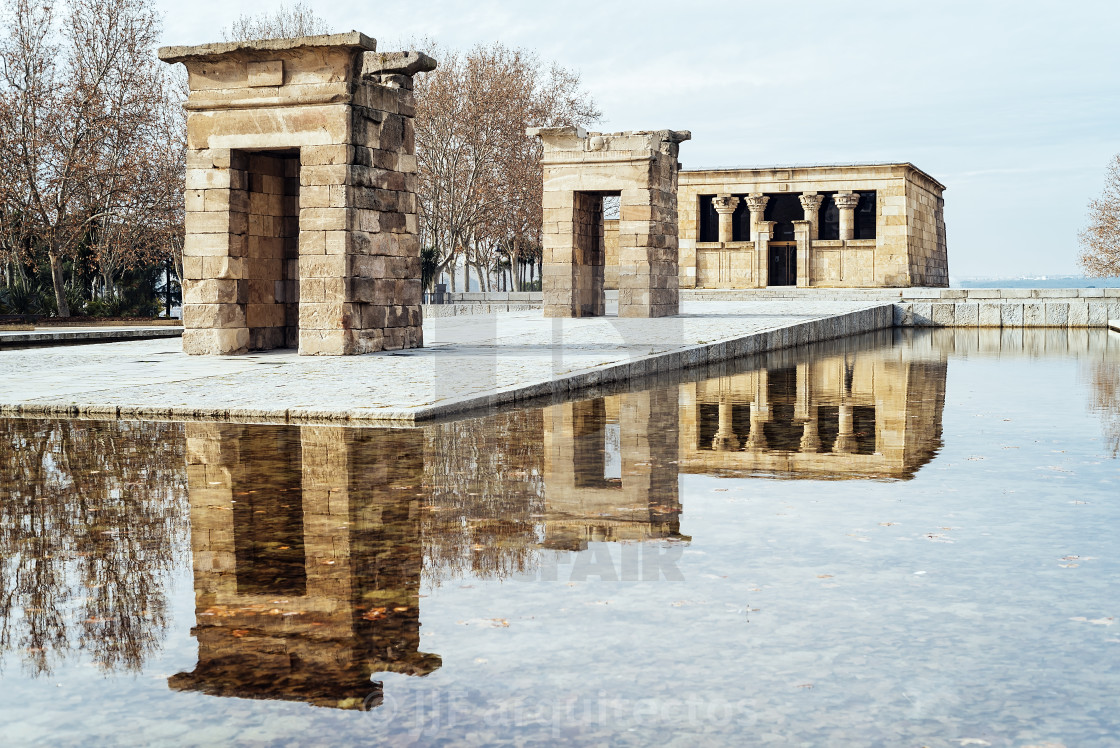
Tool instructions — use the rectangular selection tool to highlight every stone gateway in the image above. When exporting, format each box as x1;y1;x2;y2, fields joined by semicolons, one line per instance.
159;33;435;355
529;127;691;318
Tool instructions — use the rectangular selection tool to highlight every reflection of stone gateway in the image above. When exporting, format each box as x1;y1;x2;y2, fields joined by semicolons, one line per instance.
159;34;435;355
171;424;440;710
542;390;687;548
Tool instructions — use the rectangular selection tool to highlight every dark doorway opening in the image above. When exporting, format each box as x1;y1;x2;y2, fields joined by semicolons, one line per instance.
731;197;751;241
769;242;797;286
239;149;301;350
698;195;718;242
572;398;622;489
572;191;619;317
854;191;877;240
817;193;840;240
763;193;802;242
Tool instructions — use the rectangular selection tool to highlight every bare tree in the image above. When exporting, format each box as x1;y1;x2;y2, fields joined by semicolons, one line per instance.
222;2;329;41
148;74;187;285
414;43;599;293
0;0;181;315
71;0;172;300
1079;154;1120;277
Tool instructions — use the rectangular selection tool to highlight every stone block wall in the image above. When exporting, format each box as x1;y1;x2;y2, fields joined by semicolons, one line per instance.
869;180;910;287
163;34;432;355
683;286;1120;328
895;289;1120;328
604;218;619;289
905;172;949;287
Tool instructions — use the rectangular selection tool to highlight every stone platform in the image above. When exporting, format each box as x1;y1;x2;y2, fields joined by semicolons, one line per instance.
0;300;891;424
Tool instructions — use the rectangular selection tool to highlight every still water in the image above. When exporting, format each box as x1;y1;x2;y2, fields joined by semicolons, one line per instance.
1;329;1118;746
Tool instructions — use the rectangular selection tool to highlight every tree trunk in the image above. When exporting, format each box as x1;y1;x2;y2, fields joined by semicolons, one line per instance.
477;261;488;292
48;250;69;317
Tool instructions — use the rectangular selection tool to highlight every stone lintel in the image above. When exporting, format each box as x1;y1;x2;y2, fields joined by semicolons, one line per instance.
159;31;377;64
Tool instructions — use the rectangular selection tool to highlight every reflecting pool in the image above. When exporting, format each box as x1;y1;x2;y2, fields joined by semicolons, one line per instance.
1;329;1118;746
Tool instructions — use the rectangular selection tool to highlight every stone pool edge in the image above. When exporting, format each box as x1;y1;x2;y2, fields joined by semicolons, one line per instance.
1;304;893;425
0;327;183;347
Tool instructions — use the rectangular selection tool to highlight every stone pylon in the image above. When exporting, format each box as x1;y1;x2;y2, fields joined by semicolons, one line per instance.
159;33;435;355
528;127;690;318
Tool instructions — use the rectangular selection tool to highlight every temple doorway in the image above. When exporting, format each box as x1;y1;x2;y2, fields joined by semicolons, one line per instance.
769;242;797;286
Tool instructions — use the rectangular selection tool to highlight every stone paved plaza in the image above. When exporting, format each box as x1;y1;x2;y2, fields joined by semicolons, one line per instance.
0;300;890;423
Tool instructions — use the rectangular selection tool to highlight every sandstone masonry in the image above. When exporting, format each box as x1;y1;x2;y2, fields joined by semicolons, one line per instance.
160;33;434;355
528;127;690;318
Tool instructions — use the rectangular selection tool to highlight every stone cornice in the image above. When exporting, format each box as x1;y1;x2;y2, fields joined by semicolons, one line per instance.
679;162;946;193
159;31;376;64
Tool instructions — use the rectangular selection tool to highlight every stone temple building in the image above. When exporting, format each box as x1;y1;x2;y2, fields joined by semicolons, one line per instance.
605;162;947;291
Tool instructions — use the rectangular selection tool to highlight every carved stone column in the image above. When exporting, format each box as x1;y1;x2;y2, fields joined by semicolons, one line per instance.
745;405;768;452
834;192;861;241
745;372;769;451
799;193;824;240
744;194;770;237
744;195;771;287
712;195;740;245
794;363;811;421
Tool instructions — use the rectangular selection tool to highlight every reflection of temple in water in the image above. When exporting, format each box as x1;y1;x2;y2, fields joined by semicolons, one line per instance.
167;331;952;709
169;424;440;710
680;331;947;479
542;389;687;548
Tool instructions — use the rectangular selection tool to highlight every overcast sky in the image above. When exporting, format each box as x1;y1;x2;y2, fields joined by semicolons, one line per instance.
158;0;1120;278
